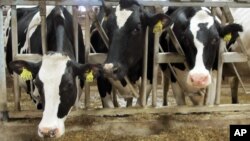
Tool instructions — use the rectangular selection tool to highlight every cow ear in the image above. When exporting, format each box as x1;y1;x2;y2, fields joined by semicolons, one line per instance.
72;62;102;82
144;13;172;29
219;23;243;37
9;60;41;78
219;23;243;47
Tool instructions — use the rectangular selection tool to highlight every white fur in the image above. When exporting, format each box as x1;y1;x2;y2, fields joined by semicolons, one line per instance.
38;53;70;138
21;6;56;54
115;5;133;29
103;63;114;72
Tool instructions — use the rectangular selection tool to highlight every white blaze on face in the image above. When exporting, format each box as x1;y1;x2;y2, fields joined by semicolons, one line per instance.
21;6;56;53
38;53;70;138
115;5;133;29
187;10;214;87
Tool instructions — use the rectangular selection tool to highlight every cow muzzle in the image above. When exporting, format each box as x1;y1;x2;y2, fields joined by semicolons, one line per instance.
103;63;121;79
187;73;211;88
38;127;60;138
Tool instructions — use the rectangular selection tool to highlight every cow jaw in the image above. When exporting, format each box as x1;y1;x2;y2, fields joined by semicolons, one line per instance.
38;53;70;138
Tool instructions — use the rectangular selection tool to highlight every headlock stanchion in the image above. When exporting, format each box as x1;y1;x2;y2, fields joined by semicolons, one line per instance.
11;5;21;111
0;0;250;119
0;5;8;121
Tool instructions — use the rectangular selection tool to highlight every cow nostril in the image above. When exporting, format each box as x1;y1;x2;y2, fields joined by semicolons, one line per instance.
39;128;58;138
49;129;57;137
190;76;194;82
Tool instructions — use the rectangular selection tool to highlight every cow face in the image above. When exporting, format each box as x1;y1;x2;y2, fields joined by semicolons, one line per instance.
172;8;242;88
9;53;100;138
103;0;171;80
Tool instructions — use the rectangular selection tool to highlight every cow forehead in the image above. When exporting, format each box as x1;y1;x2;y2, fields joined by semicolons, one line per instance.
115;5;133;29
190;10;214;32
189;9;215;49
39;53;70;82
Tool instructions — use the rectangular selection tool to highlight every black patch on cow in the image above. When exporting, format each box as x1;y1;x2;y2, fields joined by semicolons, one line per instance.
58;62;77;118
196;23;220;70
97;75;112;98
119;0;140;9
34;77;45;109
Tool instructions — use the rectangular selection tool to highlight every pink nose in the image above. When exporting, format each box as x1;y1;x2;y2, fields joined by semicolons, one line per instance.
38;127;59;138
189;74;209;87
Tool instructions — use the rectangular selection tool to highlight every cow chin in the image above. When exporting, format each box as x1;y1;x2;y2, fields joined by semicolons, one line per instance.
38;117;66;138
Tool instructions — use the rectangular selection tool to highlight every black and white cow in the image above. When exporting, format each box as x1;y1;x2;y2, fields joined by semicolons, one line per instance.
222;8;250;103
4;6;44;109
6;6;99;138
92;0;171;107
160;7;243;105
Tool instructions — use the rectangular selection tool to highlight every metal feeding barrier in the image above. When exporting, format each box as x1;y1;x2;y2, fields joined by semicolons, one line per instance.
1;0;250;120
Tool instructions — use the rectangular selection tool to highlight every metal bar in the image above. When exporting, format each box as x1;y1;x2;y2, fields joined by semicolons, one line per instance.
224;49;250;95
93;15;109;49
140;27;149;107
216;39;226;105
8;104;250;118
72;6;82;108
11;5;21;111
0;5;8;120
124;76;139;98
39;0;47;54
2;0;250;7
158;52;185;63
152;32;161;107
14;54;42;62
84;8;91;109
73;6;79;62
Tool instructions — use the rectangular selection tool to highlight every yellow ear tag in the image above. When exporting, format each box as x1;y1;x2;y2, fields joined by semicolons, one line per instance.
20;68;33;81
224;33;232;42
86;70;94;82
153;20;163;33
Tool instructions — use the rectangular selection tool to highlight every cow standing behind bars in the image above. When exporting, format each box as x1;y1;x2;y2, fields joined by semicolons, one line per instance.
90;0;172;107
159;7;243;105
5;6;100;138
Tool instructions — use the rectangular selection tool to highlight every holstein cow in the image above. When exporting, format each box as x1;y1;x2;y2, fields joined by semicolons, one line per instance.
94;0;171;107
222;8;250;103
160;7;243;105
6;6;99;138
4;6;43;109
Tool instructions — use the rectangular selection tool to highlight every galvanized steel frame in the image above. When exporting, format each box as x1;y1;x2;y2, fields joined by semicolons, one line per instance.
1;0;250;119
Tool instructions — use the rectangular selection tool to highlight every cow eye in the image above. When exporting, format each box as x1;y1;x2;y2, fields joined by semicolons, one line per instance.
211;38;219;45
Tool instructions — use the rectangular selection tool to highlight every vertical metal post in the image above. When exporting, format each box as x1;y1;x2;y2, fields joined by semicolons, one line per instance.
73;6;81;108
73;6;79;62
140;27;149;107
84;8;91;109
39;0;47;54
152;32;161;107
11;5;21;111
215;39;225;105
0;5;9;121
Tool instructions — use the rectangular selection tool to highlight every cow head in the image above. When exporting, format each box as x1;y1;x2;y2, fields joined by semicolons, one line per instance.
102;0;171;80
9;52;100;138
170;7;243;88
